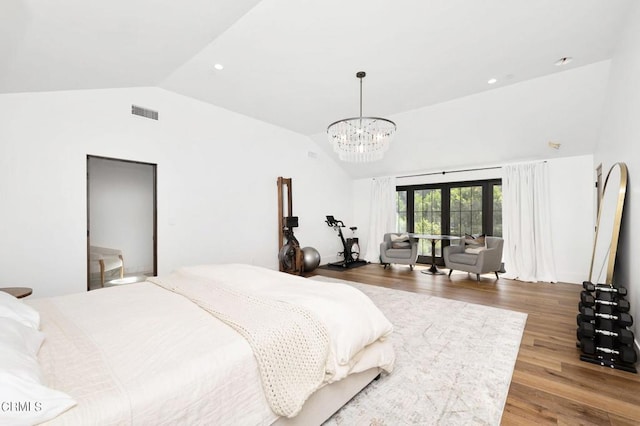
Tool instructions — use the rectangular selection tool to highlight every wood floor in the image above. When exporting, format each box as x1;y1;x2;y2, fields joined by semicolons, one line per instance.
310;263;640;425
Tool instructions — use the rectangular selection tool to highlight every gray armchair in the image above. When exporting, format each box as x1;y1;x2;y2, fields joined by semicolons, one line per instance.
380;233;419;270
443;236;504;281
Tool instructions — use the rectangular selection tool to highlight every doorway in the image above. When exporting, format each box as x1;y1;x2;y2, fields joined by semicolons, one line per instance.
87;156;157;291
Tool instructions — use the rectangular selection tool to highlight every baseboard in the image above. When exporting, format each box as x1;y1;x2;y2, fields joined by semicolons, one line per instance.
557;272;586;285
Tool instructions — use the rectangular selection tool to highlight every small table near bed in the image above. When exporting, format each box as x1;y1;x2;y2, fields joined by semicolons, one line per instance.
409;234;461;275
0;287;33;298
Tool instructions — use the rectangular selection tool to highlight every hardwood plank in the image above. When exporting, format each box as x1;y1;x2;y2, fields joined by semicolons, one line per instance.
310;263;640;425
503;381;609;425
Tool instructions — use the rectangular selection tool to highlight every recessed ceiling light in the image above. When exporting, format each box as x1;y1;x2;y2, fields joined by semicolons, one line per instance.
213;63;224;71
487;78;497;85
554;57;573;66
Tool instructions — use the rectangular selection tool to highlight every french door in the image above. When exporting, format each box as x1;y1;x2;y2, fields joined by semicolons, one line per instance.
396;179;501;264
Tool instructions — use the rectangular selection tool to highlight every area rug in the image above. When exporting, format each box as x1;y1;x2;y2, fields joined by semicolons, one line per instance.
310;276;527;425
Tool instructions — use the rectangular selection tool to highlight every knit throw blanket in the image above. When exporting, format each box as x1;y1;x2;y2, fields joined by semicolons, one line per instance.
148;274;330;418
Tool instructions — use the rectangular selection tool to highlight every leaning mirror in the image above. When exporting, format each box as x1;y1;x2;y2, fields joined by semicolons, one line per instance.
589;162;628;285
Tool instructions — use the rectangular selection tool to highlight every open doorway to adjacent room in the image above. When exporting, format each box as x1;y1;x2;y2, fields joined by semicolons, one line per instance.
87;155;157;291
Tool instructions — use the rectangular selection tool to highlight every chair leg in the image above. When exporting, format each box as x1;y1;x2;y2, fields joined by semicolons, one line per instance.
410;264;414;271
119;255;124;279
476;274;480;282
448;269;453;277
495;271;499;279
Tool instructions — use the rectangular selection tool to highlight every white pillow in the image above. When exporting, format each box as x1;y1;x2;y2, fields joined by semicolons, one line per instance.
465;246;487;254
389;233;409;242
0;317;45;356
0;342;76;425
0;291;40;329
0;372;77;425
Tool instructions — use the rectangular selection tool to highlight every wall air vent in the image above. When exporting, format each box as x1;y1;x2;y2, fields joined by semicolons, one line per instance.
131;105;158;120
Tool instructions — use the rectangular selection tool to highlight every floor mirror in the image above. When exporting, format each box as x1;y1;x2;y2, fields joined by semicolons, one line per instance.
589;162;628;285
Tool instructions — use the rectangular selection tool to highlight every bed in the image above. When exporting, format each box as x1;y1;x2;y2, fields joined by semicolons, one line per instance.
0;264;395;425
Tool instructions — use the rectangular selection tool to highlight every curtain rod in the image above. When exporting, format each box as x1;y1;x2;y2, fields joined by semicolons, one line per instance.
397;165;501;179
397;160;547;179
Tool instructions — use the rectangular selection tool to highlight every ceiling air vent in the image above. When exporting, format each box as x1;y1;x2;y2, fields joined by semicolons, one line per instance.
131;105;158;120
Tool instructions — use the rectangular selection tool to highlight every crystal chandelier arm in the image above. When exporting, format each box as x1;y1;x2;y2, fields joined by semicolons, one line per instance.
326;117;396;134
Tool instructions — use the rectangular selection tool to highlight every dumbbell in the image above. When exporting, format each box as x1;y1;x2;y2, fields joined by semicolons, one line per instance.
578;306;633;327
598;304;631;316
580;291;595;305
582;290;624;304
579;338;637;364
596;298;631;313
596;292;621;302
578;322;634;345
579;291;630;312
583;281;627;295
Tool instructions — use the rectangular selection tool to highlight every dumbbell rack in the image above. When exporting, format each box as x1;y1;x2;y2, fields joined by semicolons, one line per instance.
577;281;637;373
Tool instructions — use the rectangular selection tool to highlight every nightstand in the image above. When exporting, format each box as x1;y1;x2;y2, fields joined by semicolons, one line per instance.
0;287;33;298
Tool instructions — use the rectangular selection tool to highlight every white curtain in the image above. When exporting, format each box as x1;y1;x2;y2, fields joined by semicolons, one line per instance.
502;162;557;282
364;176;397;263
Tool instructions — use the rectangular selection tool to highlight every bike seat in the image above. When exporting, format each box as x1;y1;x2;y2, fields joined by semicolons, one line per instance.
350;227;357;231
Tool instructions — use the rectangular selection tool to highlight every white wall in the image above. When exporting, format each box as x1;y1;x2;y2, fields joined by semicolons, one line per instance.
0;40;621;298
0;87;353;297
353;154;594;284
594;2;640;344
346;61;609;284
89;157;155;275
546;155;595;283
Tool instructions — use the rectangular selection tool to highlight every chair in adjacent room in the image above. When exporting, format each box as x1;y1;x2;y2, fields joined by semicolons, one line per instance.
379;233;419;270
443;236;504;282
90;246;124;287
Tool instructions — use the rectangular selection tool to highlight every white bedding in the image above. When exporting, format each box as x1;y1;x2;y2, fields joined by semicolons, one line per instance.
27;264;395;425
171;264;395;379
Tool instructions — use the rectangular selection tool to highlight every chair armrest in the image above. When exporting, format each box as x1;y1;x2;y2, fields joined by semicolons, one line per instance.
90;246;123;256
476;247;502;270
410;238;419;259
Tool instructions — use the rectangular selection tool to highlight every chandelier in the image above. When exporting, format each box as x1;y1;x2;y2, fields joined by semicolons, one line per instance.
327;71;396;162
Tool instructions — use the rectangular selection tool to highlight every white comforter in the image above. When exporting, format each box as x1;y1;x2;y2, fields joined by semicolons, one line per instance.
171;264;395;379
29;264;395;425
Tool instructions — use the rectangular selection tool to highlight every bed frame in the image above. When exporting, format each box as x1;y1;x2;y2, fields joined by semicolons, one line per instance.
273;367;381;425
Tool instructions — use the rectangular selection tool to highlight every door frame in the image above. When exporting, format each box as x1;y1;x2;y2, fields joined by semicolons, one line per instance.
86;155;157;291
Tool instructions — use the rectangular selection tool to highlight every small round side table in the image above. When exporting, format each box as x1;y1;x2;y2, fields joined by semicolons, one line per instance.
0;287;33;298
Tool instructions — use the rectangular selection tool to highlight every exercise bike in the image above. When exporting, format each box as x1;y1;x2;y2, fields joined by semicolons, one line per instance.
325;215;365;268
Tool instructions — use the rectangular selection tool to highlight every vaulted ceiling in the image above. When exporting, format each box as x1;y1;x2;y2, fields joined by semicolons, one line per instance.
1;0;634;175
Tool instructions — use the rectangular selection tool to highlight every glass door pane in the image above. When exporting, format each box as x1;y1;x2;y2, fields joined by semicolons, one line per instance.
492;184;503;237
396;191;407;233
450;185;483;237
413;188;442;257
